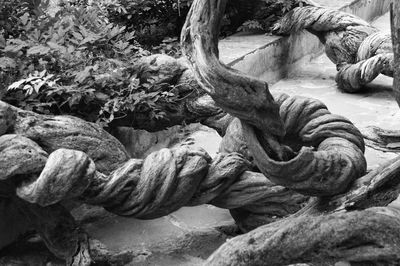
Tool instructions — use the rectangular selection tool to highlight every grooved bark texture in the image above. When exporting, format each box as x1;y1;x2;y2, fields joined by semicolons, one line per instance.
275;5;394;92
392;1;400;106
181;0;400;264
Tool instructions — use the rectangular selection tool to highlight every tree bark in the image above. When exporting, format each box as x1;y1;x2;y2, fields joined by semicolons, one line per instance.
391;1;400;107
181;0;400;264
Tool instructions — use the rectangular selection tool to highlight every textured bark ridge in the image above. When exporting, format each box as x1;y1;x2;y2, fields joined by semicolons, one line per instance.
392;1;400;106
274;5;393;93
223;93;366;197
0;73;373;263
181;0;286;162
208;155;400;265
0;95;351;264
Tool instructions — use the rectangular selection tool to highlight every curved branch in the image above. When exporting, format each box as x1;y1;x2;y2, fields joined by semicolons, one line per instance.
181;0;286;159
181;0;367;197
275;6;394;92
207;208;400;266
220;94;366;197
392;1;400;106
336;53;393;93
207;153;400;265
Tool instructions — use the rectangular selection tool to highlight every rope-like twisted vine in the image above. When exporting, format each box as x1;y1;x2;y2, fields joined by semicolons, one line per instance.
274;5;394;92
1;89;364;219
221;92;366;196
181;0;400;264
1;77;366;263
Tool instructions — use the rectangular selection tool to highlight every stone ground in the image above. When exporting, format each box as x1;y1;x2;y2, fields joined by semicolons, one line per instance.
2;11;397;266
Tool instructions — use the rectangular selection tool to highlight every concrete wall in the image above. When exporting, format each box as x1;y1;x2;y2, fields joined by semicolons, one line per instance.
342;0;392;22
220;0;392;83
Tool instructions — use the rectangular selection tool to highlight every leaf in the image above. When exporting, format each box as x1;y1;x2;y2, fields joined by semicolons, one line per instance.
39;70;47;78
67;45;75;53
20;13;30;25
8;79;26;90
23;84;34;95
4;39;29;53
33;80;46;93
80;34;100;45
108;26;124;39
25;75;41;83
27;45;51;55
72;31;83;41
68;93;82;107
74;66;94;83
47;41;67;53
0;57;17;69
94;92;109;101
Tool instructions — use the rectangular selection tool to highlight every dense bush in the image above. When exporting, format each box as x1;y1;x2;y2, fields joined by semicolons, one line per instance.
104;0;193;46
0;0;188;126
238;0;303;33
104;0;265;46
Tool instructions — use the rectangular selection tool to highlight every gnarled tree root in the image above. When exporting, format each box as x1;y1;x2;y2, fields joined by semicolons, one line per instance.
180;0;400;264
274;5;393;93
208;156;400;265
0;118;304;263
208;208;400;266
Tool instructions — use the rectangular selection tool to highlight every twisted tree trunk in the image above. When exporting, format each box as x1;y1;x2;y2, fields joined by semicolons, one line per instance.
392;1;400;107
181;0;400;264
355;3;400;152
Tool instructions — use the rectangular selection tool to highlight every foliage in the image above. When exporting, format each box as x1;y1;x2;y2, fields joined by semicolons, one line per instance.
103;0;263;45
0;0;183;126
237;20;264;33
238;0;301;33
151;37;182;57
104;0;194;46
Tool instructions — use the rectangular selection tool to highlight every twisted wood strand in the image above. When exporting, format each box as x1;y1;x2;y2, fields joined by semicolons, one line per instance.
275;6;394;92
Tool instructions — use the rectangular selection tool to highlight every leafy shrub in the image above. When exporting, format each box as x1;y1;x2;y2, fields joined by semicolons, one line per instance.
0;0;183;126
105;0;193;46
238;0;302;33
103;0;263;45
